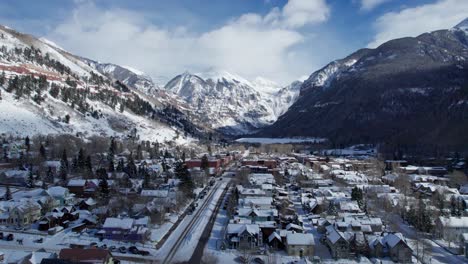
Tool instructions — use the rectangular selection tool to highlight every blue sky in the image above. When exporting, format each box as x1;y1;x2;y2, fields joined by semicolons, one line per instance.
0;0;466;85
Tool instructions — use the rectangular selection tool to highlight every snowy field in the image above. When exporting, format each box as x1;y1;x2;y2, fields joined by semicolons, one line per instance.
235;137;326;144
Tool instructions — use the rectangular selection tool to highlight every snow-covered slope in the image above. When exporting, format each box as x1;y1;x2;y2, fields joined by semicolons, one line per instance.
164;70;301;134
0;25;195;144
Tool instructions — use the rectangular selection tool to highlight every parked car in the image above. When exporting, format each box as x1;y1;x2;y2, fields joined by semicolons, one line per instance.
128;246;139;254
34;238;43;243
118;246;127;253
6;234;14;241
109;246;116;252
0;232;3;240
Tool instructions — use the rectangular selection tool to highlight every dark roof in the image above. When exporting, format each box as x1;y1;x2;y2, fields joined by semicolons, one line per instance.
40;259;78;264
59;249;111;262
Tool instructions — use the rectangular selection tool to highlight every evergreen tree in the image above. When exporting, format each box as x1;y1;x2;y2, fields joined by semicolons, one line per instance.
201;154;209;175
27;169;34;188
351;186;364;208
0;71;5;86
61;149;69;170
99;178;110;198
126;153;137;177
143;172;150;188
181;151;186;162
4;185;11;200
175;161;194;197
46;167;54;182
96;168;107;179
25;136;30;152
77;148;85;170
108;159;115;173
161;159;167;172
116;158;124;172
39;144;46;159
108;137;116;163
137;144;143;160
85;155;92;174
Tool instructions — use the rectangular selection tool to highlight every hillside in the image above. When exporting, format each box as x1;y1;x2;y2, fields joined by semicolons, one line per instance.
0;25;201;144
261;19;468;150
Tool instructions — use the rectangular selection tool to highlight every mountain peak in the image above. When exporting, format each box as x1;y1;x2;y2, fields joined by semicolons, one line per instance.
252;77;281;94
454;17;468;31
196;68;252;86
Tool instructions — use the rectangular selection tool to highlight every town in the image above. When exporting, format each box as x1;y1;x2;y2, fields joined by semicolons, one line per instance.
0;134;466;264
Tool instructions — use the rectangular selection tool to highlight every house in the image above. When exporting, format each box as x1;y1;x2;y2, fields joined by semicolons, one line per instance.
43;161;62;175
286;233;315;257
0;200;42;226
67;180;87;196
98;217;149;242
435;216;468;242
242;159;277;169
0;169;29;185
185;158;221;176
249;173;275;185
59;248;116;264
226;223;262;249
268;231;284;250
77;198;97;211
325;225;352;259
238;197;273;209
47;186;73;206
236;186;266;199
237;208;278;222
368;233;412;263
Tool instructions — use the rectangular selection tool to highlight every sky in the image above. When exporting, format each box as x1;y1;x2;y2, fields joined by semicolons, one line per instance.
0;0;467;85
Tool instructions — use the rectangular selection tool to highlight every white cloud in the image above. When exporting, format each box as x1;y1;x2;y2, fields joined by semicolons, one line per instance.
46;0;331;84
368;0;468;48
360;0;392;11
282;0;330;28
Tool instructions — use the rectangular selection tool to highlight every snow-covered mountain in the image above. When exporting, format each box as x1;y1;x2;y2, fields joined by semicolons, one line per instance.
82;59;160;96
262;18;468;148
0;25;199;144
164;70;301;134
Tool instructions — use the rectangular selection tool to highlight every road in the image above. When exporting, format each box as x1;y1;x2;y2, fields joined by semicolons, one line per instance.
158;175;232;264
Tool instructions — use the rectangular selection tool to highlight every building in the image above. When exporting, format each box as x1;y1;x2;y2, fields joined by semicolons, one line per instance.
186;158;222;176
59;248;116;264
286;233;315;257
435;216;468;242
368;233;413;263
226;223;262;250
98;217;149;242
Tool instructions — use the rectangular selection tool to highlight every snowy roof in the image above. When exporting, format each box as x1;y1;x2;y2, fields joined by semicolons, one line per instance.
286;223;304;231
438;216;468;228
67;179;87;187
3;170;29;178
382;233;405;248
240;197;273;207
103;217;134;230
227;223;259;235
47;186;68;197
286;233;315;246
141;189;168;197
237;208;278;217
268;232;281;242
